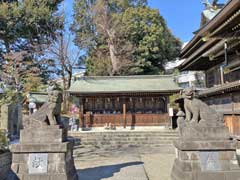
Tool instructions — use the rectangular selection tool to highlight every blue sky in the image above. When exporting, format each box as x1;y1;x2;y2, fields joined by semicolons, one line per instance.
63;0;227;43
148;0;203;42
148;0;227;42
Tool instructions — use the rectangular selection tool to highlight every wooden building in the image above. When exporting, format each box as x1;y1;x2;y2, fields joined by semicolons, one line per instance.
68;75;181;128
179;0;240;136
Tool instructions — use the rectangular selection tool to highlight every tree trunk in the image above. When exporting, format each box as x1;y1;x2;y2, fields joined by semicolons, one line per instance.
62;91;68;114
66;68;72;113
59;33;68;114
108;41;119;75
61;68;67;114
66;67;72;90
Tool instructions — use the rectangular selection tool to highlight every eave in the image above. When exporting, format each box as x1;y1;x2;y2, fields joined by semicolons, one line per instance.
197;0;240;39
69;89;182;97
179;38;220;70
180;0;240;71
198;80;240;97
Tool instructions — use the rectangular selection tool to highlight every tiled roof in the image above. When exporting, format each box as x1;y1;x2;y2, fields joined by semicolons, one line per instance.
198;80;240;97
69;75;181;94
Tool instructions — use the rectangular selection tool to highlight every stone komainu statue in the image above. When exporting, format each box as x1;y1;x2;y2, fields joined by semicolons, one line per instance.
181;87;224;125
24;90;62;128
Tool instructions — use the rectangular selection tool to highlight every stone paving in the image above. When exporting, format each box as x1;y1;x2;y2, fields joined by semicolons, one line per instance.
76;155;148;180
141;153;175;180
74;146;175;180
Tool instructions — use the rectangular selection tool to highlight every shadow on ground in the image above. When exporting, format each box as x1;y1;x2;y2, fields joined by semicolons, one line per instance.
77;161;143;180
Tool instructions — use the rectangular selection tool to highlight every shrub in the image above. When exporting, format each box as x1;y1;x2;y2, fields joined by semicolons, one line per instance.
169;93;181;111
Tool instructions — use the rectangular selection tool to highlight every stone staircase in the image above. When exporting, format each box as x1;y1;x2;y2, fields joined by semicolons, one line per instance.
68;130;179;155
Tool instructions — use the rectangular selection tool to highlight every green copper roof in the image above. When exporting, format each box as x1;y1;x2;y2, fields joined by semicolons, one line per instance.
68;75;181;94
203;8;221;21
28;92;48;103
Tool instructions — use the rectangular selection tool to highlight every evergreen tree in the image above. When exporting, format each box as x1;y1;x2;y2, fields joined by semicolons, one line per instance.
0;0;62;99
72;0;181;76
72;0;147;75
121;7;182;74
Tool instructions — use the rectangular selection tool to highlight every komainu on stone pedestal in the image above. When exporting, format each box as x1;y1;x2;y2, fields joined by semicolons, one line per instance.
171;88;240;180
10;90;78;180
23;90;63;128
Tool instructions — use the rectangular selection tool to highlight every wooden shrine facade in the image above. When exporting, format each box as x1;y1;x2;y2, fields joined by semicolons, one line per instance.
78;93;169;127
179;0;240;137
68;75;181;128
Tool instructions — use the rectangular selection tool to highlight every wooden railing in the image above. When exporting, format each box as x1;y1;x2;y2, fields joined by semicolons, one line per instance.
80;113;170;127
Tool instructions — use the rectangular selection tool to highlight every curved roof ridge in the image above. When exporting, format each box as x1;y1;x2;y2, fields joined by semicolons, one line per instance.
181;0;235;57
79;75;174;80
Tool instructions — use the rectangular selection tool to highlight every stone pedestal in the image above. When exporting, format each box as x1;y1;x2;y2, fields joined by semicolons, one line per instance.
10;126;78;180
171;125;240;180
0;152;12;179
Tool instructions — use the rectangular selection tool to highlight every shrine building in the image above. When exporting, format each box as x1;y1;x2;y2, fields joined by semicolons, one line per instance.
68;75;181;128
179;0;240;136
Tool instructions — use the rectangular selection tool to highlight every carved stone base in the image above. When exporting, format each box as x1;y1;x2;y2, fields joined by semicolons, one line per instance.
20;126;67;143
178;122;229;141
10;126;78;180
171;139;240;180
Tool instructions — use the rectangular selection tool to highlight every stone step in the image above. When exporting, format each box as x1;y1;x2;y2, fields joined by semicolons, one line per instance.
70;131;178;134
77;134;178;138
73;131;178;134
73;144;174;152
79;143;172;148
75;136;178;141
71;135;178;139
70;134;178;139
75;139;177;145
68;131;178;136
73;144;176;159
79;138;175;144
74;137;176;139
69;130;178;153
72;139;178;146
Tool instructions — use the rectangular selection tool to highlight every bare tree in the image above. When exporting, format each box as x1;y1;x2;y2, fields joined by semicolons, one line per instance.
47;31;82;112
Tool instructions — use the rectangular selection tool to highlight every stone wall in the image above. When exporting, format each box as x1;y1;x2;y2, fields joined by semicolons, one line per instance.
0;152;12;179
